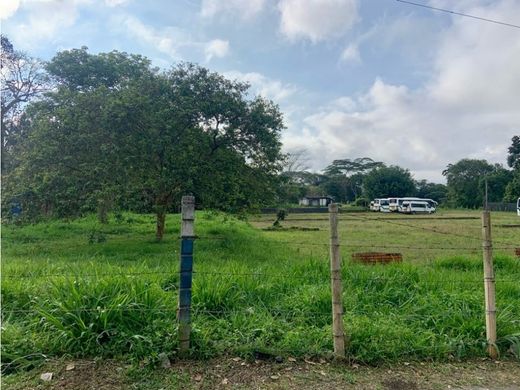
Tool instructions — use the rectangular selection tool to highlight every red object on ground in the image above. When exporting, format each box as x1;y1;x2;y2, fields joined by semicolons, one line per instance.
351;252;403;264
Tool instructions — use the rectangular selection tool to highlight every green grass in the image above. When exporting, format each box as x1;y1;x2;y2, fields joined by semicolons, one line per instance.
1;210;519;373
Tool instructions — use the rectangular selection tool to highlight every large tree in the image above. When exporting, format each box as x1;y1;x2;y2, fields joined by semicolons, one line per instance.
477;165;513;203
323;157;384;200
1;35;49;171
363;165;416;200
415;180;448;203
503;171;520;202
442;159;496;208
504;135;520;202
3;49;154;221
6;49;285;240
324;157;384;177
507;135;520;170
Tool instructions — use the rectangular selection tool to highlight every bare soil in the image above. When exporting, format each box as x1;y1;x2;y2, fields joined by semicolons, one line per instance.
3;357;519;390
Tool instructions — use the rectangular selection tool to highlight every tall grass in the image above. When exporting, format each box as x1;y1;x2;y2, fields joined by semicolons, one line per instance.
1;211;519;372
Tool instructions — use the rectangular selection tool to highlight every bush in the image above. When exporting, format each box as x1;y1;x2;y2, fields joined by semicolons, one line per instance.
353;197;370;207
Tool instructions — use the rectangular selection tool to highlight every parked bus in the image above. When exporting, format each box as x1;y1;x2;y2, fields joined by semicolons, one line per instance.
370;199;382;211
401;200;435;214
371;197;438;213
388;198;400;212
397;197;437;213
379;198;390;212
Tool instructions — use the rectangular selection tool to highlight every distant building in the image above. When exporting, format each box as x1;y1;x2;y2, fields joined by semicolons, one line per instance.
299;196;334;207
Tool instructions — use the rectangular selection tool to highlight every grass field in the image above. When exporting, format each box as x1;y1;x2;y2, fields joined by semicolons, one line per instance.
1;210;519;374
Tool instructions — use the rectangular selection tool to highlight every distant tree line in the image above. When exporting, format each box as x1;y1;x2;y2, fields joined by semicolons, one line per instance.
279;136;520;209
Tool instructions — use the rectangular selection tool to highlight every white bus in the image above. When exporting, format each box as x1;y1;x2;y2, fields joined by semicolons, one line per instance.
388;198;400;212
517;197;520;216
384;197;438;213
396;197;422;212
401;200;435;214
371;197;438;213
379;198;391;213
370;199;382;211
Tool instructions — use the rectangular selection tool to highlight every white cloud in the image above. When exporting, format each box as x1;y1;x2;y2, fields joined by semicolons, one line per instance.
120;16;230;64
427;1;520;114
120;15;196;60
200;0;265;20
105;0;129;6
278;0;359;42
339;43;360;64
0;0;20;20
205;39;230;61
123;16;177;58
3;0;95;49
224;70;298;102
284;1;520;182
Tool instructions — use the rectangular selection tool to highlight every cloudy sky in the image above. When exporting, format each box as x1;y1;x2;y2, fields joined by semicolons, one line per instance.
2;0;519;182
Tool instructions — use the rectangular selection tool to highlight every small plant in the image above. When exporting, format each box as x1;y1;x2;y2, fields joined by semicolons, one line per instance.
114;211;124;223
353;197;370;208
87;230;107;244
272;209;287;227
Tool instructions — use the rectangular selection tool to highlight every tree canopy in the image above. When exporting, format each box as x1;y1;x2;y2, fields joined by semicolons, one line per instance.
442;159;497;208
5;48;285;239
363;166;416;200
504;135;520;202
507;135;520;170
1;35;50;171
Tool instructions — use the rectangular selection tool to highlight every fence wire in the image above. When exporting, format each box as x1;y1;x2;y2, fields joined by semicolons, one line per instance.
2;209;519;363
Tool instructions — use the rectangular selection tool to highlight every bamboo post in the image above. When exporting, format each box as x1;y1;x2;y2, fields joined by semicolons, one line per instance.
178;195;195;355
329;203;345;358
482;210;498;358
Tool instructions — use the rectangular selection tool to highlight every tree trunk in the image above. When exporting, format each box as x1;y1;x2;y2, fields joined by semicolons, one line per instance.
96;193;112;224
156;206;166;241
97;201;109;224
155;191;174;241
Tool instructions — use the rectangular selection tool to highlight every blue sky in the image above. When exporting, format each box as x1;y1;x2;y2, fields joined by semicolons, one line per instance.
2;0;519;182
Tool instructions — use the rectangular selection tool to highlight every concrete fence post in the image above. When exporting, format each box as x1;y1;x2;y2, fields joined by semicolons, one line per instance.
178;195;195;355
329;203;346;358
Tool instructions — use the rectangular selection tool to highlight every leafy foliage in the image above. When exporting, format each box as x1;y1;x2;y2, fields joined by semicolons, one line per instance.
324;157;384;177
363;166;416;200
443;159;496;208
443;159;514;208
1;35;50;172
415;180;448;203
4;49;285;239
507;135;520;170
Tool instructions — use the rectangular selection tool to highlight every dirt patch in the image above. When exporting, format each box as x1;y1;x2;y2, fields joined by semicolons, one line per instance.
3;358;520;390
381;378;419;390
262;226;320;231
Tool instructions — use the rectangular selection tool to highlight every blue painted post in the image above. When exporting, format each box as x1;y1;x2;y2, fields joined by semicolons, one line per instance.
178;195;195;355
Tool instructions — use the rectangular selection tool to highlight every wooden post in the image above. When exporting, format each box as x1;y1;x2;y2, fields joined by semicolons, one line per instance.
482;210;498;358
178;195;195;355
329;203;345;358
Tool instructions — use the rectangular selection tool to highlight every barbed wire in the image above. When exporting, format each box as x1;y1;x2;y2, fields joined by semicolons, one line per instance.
345;213;518;247
2;269;518;285
0;306;492;320
190;236;518;250
0;270;177;279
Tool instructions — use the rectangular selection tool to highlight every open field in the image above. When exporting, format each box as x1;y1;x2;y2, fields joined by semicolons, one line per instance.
2;210;519;381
